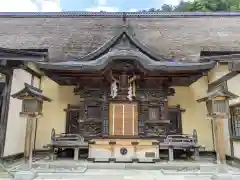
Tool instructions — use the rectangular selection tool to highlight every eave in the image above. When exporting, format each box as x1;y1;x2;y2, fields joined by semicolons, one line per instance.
0;47;48;62
200;53;240;63
41;68;207;87
37;50;216;72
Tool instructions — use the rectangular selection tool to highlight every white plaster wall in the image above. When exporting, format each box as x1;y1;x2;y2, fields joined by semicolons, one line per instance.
227;74;240;106
3;69;31;156
233;141;240;158
35;77;79;150
33;77;40;88
208;64;229;83
168;77;214;151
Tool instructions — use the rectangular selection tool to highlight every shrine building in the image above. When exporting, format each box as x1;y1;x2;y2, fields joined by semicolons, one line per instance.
0;12;240;162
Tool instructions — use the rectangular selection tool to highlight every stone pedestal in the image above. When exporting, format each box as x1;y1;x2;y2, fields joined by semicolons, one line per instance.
88;139;159;162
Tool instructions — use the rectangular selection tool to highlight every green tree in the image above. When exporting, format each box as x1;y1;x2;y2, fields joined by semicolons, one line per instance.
139;0;240;12
161;4;173;12
174;1;194;11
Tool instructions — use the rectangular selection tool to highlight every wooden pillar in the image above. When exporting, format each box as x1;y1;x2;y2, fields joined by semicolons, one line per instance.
24;116;36;168
24;117;31;163
163;100;168;120
215;117;226;164
101;92;109;136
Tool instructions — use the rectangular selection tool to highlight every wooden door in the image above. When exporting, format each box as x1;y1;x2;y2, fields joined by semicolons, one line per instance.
109;103;138;136
168;108;182;134
65;105;81;134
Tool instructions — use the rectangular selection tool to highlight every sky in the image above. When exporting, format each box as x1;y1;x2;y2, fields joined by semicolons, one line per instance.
0;0;181;12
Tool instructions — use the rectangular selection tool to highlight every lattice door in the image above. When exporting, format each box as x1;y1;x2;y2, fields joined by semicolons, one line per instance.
66;109;80;134
109;103;138;136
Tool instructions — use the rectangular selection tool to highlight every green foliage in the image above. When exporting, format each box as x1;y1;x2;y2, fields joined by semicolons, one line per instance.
139;0;240;12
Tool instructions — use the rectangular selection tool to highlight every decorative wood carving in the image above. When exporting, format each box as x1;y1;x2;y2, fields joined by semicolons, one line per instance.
149;107;159;121
135;87;171;136
144;124;168;136
63;60;185;139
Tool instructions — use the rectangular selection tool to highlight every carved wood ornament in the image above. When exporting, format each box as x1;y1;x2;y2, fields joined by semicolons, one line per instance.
64;59;183;138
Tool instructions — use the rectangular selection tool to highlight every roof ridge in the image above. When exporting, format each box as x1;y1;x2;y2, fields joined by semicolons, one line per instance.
1;11;240;18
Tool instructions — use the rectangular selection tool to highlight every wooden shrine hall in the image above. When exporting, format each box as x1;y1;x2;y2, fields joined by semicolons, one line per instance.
37;26;214;138
32;19;214;162
2;12;236;163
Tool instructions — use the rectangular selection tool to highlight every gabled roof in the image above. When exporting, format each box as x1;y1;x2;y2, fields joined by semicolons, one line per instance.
63;26;169;62
37;26;216;72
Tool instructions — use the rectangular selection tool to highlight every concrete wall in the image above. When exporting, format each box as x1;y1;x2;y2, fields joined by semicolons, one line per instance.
3;69;32;156
35;77;79;150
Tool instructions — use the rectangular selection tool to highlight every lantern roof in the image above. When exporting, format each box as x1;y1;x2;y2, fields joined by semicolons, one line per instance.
197;89;238;102
11;83;51;102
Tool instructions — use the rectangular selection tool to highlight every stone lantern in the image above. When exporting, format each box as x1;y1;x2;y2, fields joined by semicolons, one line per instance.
197;89;238;165
12;83;51;117
11;83;51;169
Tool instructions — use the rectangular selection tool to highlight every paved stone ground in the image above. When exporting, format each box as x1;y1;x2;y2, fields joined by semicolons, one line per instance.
1;156;240;180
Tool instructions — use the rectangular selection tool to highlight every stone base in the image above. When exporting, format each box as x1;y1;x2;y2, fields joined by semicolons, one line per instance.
14;170;37;180
88;139;159;163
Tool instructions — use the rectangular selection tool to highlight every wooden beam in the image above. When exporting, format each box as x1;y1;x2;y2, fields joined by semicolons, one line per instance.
23;67;42;79
0;56;45;62
0;69;13;157
208;71;238;90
